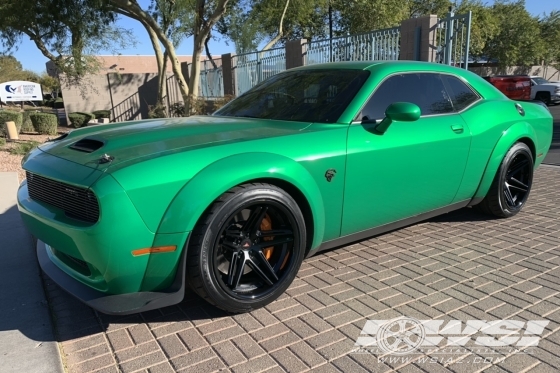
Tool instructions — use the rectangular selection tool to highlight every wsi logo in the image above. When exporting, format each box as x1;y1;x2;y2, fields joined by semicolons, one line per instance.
5;84;21;94
353;317;549;355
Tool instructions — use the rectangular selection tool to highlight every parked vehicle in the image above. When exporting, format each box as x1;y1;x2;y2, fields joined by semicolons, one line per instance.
482;75;531;101
18;61;553;315
529;76;560;105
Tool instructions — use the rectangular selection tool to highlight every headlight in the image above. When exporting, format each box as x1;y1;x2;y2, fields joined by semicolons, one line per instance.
555;87;560;93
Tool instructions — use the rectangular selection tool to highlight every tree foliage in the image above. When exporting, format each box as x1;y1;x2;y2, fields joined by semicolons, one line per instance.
0;55;39;83
0;0;135;83
479;0;543;70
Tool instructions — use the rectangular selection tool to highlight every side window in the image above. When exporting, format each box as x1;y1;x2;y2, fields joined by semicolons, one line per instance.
360;73;454;120
442;75;479;111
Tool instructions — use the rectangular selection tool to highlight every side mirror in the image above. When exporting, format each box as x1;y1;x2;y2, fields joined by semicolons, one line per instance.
375;102;421;134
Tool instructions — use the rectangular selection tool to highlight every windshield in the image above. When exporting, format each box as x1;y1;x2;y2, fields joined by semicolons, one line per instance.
214;69;370;123
533;77;550;85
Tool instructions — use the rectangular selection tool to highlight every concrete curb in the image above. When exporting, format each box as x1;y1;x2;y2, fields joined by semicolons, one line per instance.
0;172;63;373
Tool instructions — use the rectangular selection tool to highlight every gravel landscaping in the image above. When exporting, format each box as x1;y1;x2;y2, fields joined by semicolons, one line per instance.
0;128;70;182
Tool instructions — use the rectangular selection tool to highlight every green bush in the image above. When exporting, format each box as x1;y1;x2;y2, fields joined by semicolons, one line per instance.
92;110;111;119
53;98;64;109
68;113;91;128
29;112;58;135
0;137;5;147
21;111;35;132
0;110;23;136
9;141;40;156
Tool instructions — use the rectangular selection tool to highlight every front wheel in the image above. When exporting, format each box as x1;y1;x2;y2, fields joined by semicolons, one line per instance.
477;142;534;218
535;92;551;106
186;183;306;313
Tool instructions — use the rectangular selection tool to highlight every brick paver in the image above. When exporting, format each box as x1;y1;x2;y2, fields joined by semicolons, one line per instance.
43;166;560;373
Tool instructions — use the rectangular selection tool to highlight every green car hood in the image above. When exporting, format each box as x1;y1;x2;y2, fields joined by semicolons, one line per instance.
38;115;311;170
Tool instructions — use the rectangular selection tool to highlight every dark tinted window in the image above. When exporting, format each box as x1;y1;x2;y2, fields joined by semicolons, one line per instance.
360;73;454;120
442;75;479;111
214;69;369;123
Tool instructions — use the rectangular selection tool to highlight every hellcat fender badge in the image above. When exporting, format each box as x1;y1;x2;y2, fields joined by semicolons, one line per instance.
325;169;336;182
99;154;114;164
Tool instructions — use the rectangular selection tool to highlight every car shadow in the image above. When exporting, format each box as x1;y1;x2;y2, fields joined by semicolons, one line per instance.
6;204;496;343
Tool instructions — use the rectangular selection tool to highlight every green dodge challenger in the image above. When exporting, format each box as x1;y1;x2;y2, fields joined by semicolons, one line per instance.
17;61;553;314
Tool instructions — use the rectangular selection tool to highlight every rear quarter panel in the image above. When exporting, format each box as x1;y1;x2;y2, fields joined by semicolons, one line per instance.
455;99;552;201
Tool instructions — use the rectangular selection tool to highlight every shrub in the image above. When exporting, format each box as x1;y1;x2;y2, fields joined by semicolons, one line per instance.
147;104;167;118
53;98;64;109
212;95;235;112
21;111;35;132
29;112;58;135
75;112;95;122
68;113;91;128
0;137;5;147
9;141;40;156
0;110;23;136
92;110;111;119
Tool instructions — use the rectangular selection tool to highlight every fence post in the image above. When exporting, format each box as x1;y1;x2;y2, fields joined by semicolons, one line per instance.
285;39;307;69
221;53;234;96
444;11;454;65
400;15;438;62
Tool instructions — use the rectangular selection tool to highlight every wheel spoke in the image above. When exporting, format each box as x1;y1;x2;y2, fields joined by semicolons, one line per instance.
248;252;278;285
508;159;529;176
503;185;515;206
241;206;268;234
259;229;292;237
227;251;246;289
221;239;238;251
508;177;528;192
273;245;289;272
256;236;293;249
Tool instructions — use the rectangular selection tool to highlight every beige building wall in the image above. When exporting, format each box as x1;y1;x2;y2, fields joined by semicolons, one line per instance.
468;65;560;81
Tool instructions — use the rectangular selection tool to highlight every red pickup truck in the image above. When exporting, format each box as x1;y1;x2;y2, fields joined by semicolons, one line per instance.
483;75;531;101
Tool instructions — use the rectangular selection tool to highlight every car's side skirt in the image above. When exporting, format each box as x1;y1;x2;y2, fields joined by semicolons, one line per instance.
308;199;471;258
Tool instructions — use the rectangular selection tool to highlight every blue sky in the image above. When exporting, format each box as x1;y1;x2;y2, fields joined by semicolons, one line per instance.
9;0;560;73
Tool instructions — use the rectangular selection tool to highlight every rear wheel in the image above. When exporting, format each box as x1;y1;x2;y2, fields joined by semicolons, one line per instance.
477;142;533;218
186;183;306;313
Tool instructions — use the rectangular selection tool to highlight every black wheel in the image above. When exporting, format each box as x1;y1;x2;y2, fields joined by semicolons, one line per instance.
477;142;533;218
186;183;306;313
535;92;551;106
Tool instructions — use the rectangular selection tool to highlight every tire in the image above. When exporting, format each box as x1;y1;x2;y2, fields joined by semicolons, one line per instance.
186;183;306;313
477;142;533;218
535;92;551;106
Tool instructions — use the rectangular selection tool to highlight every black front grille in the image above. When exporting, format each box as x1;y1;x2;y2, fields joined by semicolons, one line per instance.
26;171;100;223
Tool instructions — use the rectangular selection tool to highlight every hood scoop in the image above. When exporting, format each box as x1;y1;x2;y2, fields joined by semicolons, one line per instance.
69;138;104;153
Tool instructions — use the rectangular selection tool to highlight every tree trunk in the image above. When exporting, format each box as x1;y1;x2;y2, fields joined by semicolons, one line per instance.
109;0;190;104
189;36;204;100
261;0;290;51
143;19;166;106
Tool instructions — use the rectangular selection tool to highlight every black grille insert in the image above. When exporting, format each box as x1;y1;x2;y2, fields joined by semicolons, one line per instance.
51;248;91;276
26;172;100;223
70;138;104;153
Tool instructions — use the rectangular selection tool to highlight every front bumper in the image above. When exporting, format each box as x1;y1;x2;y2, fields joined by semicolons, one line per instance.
37;240;187;315
18;159;191;313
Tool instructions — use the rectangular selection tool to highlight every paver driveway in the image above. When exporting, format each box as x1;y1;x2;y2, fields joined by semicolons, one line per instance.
44;166;560;373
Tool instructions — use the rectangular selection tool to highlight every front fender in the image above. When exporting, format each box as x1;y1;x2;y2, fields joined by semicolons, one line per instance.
472;121;537;200
157;152;326;250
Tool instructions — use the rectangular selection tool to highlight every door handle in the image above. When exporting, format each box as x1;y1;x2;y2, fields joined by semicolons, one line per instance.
451;124;464;133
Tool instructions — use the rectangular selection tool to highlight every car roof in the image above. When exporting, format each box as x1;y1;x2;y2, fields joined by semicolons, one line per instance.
285;61;507;101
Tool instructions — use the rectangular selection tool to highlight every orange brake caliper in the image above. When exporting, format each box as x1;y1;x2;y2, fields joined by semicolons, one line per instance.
260;214;290;269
